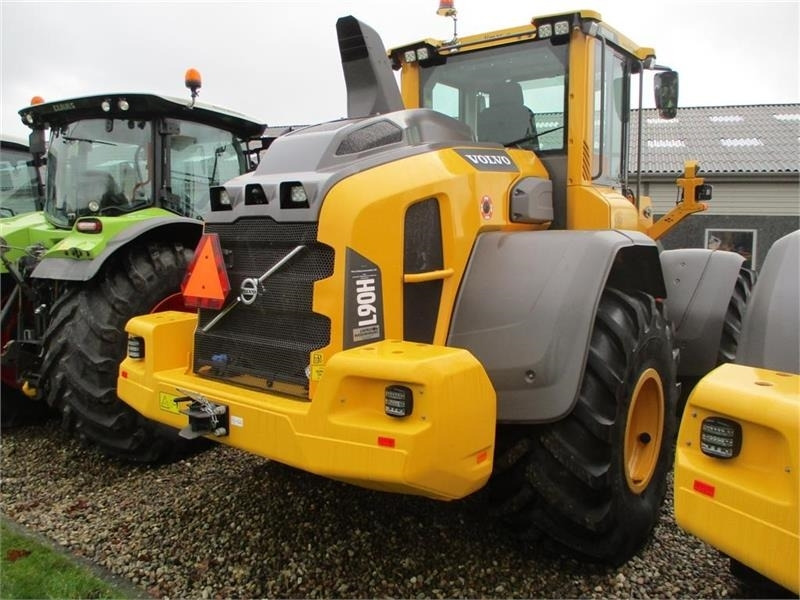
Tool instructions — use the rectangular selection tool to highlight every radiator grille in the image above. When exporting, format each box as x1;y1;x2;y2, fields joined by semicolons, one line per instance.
193;218;333;394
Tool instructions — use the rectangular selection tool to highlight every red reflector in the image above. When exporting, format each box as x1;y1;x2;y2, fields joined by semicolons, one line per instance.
377;436;396;448
477;450;488;464
120;370;128;379
693;479;716;497
181;233;231;309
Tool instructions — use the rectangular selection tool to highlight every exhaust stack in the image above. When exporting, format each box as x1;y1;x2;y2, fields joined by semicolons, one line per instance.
336;16;404;119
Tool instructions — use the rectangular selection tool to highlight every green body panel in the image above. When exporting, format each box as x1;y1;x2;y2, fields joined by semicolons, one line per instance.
0;208;188;274
0;212;68;273
43;208;184;260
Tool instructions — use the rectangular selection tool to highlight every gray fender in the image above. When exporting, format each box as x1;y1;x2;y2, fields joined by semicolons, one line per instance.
31;217;202;282
659;248;744;377
736;230;799;373
447;229;665;423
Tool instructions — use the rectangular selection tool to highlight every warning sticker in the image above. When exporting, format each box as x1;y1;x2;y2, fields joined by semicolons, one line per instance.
159;392;181;415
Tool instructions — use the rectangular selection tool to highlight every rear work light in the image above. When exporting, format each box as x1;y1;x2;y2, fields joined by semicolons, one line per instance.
553;20;570;35
127;335;145;360
700;417;742;459
385;385;413;418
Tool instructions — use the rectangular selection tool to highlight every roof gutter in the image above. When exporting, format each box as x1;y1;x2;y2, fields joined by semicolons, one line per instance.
635;171;800;184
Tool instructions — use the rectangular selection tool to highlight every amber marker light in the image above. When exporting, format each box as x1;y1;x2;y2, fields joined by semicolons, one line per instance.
185;67;202;107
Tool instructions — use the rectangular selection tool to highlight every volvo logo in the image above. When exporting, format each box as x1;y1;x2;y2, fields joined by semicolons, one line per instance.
454;148;518;172
200;244;306;333
240;277;259;305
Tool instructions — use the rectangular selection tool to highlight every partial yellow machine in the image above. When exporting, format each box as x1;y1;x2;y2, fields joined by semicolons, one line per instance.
675;230;799;595
118;9;750;565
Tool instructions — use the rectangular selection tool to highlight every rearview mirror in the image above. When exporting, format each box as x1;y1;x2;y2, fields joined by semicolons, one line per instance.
654;71;679;120
28;129;46;155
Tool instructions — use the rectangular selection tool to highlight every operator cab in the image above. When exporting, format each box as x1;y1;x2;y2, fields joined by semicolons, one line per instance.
390;10;680;229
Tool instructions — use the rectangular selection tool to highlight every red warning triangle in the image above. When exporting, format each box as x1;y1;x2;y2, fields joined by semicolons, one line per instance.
181;233;231;309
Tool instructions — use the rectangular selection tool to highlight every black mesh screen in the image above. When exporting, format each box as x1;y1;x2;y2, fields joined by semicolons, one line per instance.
336;121;402;155
194;218;333;394
403;199;443;343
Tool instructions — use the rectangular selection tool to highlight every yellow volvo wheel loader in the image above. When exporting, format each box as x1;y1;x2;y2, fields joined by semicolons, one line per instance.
675;230;799;595
118;10;750;564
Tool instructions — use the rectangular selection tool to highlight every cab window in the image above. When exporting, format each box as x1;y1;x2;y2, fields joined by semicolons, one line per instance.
592;39;629;184
169;121;247;219
420;41;568;152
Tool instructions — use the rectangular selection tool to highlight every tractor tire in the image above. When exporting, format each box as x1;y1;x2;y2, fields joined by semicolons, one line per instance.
717;266;756;364
489;288;677;565
40;241;193;463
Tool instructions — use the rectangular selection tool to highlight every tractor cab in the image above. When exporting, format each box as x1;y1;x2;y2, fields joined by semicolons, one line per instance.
19;87;266;229
0;135;41;217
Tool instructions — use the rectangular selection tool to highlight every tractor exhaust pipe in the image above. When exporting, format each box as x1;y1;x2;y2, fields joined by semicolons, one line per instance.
336;16;404;119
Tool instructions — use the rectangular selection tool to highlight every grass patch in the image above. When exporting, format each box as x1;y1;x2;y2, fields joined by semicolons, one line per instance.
0;519;134;599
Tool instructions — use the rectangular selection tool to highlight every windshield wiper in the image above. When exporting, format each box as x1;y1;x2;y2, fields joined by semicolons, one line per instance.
62;136;118;147
506;125;565;148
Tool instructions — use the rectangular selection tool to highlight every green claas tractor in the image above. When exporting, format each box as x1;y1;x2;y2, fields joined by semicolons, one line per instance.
0;73;266;460
0;134;42;217
118;12;753;563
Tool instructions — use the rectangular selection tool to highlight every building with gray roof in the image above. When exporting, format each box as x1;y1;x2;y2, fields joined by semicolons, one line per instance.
631;104;799;270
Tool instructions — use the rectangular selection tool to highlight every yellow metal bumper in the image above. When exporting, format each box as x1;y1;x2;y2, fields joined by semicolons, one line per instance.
674;363;799;594
119;311;496;500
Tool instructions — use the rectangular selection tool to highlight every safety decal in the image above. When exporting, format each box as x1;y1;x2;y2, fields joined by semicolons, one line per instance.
344;248;385;349
480;195;494;220
454;148;518;172
310;352;325;381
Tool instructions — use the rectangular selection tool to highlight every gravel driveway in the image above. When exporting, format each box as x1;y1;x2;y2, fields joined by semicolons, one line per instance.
0;420;772;599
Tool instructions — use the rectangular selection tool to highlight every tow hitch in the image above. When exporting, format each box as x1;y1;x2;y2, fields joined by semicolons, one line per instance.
174;391;229;439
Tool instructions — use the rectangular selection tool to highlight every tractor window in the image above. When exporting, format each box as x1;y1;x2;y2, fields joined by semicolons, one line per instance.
0;145;38;217
168;121;246;219
592;39;629;184
45;119;153;227
420;40;568;152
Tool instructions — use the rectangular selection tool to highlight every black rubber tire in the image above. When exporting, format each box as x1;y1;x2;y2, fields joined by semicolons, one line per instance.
717;266;756;364
678;266;756;415
40;241;193;462
489;288;678;565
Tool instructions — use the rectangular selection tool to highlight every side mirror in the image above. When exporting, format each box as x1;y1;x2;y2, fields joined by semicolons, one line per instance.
28;129;46;155
654;71;679;120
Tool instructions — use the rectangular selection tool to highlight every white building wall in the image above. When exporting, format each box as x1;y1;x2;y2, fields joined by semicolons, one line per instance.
648;181;800;216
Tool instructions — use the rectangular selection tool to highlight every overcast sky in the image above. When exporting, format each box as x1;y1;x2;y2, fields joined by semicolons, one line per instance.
2;0;798;141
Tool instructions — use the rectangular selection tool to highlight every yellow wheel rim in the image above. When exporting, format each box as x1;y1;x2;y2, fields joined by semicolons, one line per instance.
624;367;664;494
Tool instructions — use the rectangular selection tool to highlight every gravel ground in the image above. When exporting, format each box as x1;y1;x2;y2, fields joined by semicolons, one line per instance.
0;420;784;599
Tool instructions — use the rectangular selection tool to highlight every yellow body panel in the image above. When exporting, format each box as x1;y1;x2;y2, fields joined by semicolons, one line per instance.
675;364;799;593
567;184;640;231
120;311;496;501
311;146;547;378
